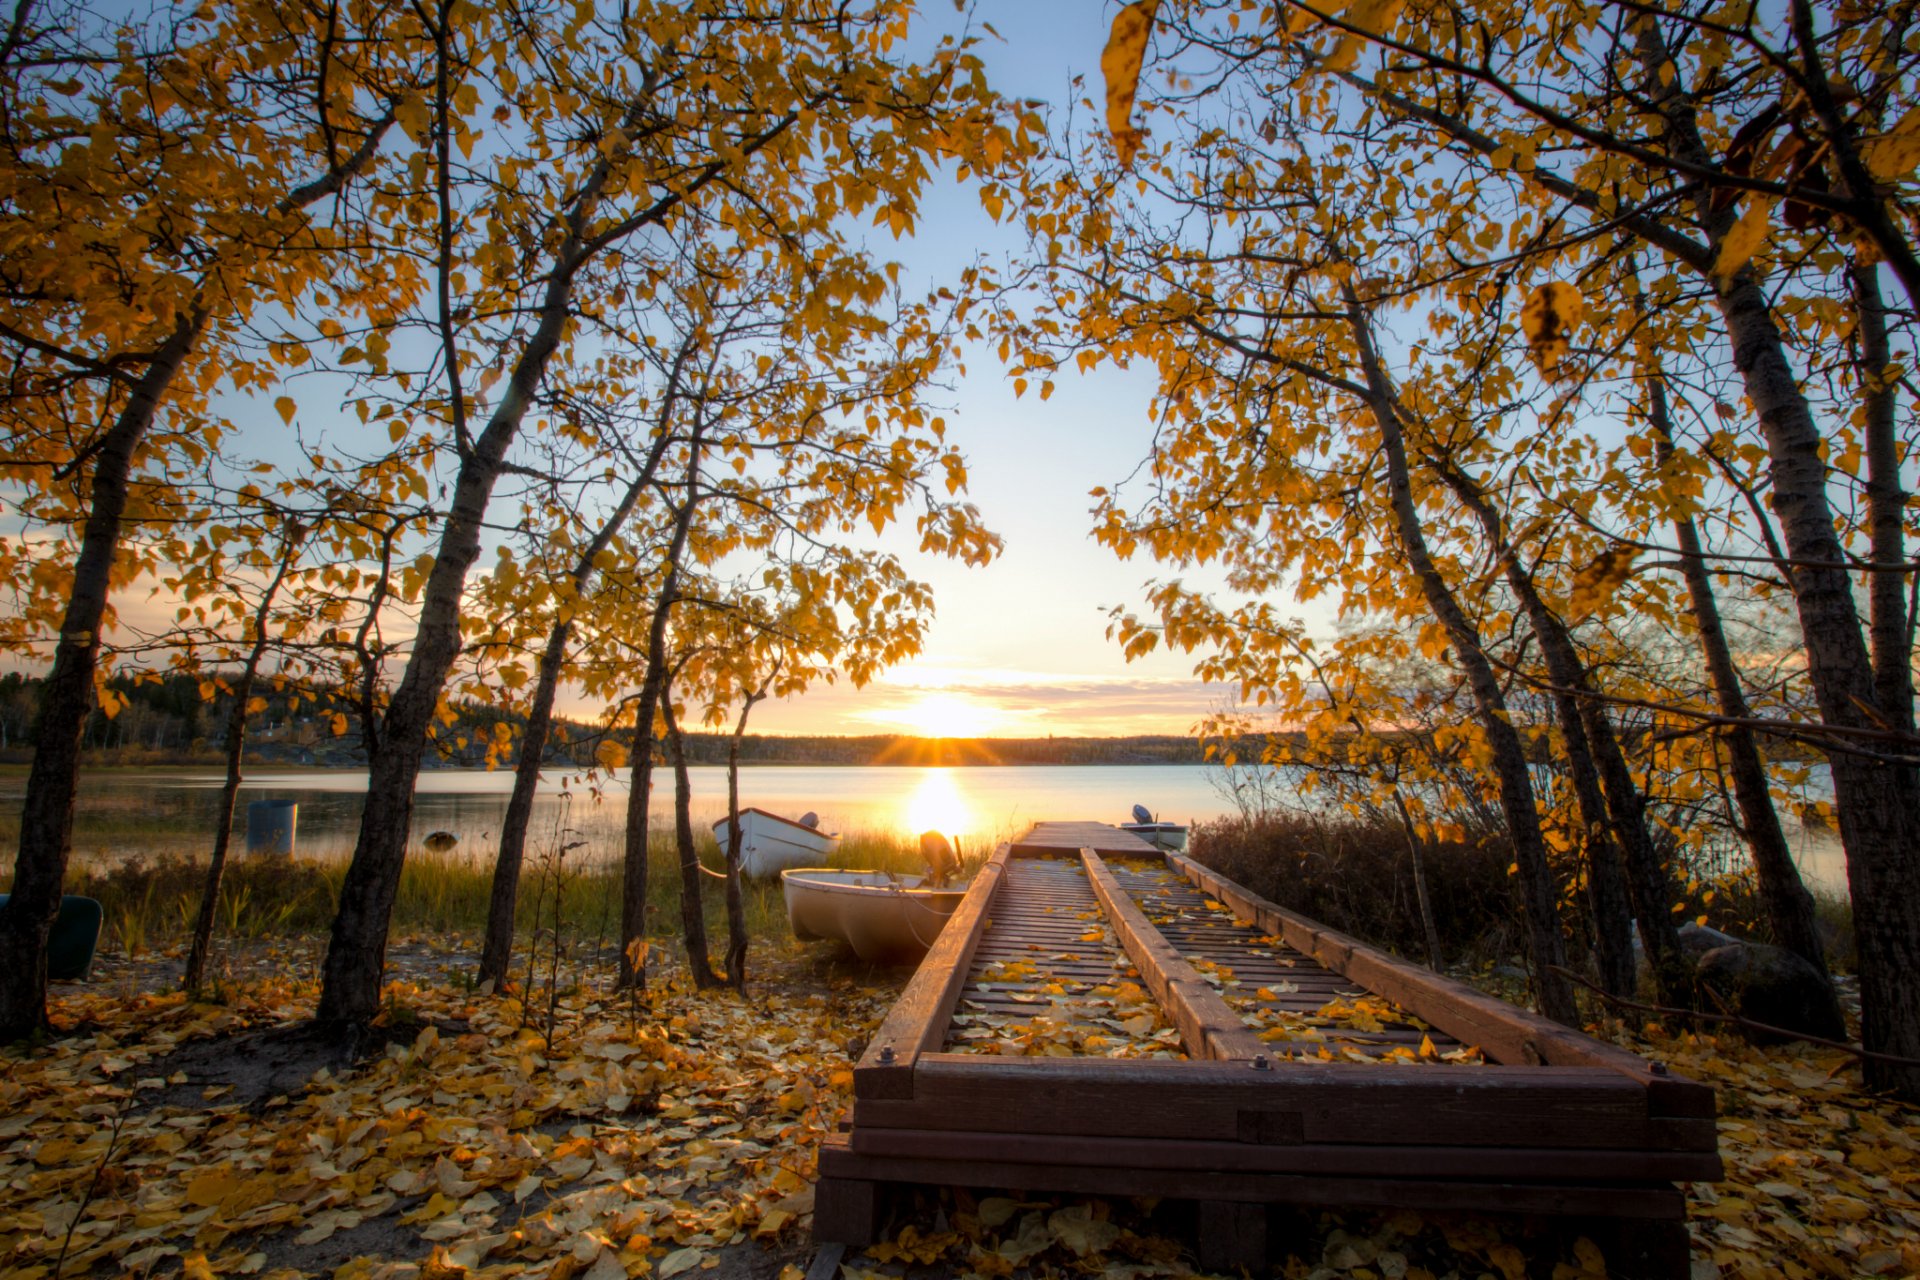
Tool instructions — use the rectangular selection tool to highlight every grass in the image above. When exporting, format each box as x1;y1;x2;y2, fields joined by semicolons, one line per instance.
3;826;934;963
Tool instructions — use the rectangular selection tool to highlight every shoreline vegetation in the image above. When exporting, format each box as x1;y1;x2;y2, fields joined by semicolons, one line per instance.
13;811;1854;989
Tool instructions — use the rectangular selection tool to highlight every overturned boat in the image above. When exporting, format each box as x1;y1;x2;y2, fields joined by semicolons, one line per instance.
781;868;966;963
713;807;841;878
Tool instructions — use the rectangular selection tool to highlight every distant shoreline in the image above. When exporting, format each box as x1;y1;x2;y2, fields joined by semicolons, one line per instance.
0;733;1226;772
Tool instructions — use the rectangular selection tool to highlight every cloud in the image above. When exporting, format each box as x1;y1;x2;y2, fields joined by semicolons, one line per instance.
750;671;1229;737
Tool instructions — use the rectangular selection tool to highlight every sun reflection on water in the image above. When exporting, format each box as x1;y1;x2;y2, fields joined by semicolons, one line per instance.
903;768;972;840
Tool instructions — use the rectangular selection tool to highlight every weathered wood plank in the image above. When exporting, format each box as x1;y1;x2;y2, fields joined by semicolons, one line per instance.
1168;853;1717;1118
818;1136;1686;1219
854;843;1010;1099
853;1055;1717;1153
1082;850;1268;1061
847;1127;1724;1182
1012;822;1159;857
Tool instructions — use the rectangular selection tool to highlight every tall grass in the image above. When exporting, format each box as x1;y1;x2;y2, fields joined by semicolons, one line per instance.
3;827;930;960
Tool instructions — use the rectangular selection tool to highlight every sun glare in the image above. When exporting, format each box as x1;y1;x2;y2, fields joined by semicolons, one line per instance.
904;769;972;839
907;692;1000;738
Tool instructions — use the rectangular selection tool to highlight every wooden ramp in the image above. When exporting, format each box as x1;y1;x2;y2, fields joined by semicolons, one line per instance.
819;824;1721;1279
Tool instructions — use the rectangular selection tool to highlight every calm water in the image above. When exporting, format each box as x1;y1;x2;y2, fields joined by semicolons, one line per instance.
24;764;1235;868
5;761;1847;895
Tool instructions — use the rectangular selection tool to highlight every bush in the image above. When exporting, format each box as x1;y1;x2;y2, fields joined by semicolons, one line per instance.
1190;810;1520;967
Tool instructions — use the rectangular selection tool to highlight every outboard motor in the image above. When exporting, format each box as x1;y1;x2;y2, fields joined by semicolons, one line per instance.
1131;804;1154;825
919;830;958;887
799;811;820;829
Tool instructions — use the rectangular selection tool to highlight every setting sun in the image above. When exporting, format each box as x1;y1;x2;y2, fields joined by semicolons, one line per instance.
904;692;1004;738
903;768;973;840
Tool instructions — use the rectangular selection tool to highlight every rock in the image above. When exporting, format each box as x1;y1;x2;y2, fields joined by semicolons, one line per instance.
1695;940;1847;1044
1676;921;1744;958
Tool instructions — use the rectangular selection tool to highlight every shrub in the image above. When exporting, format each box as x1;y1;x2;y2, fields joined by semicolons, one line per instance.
1190;810;1520;967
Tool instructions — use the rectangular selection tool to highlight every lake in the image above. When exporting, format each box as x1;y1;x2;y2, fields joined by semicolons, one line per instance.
19;763;1235;867
5;761;1848;896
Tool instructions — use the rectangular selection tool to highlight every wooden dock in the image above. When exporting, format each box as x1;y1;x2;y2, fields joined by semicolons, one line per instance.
817;823;1721;1278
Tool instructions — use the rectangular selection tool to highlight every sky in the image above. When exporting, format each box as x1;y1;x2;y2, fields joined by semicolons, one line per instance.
741;2;1237;738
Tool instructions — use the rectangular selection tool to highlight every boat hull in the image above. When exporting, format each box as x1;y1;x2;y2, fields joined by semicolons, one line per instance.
713;808;841;878
782;869;966;963
1119;821;1189;852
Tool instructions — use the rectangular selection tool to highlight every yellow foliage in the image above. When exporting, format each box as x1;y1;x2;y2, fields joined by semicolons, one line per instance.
1713;199;1773;286
1519;282;1584;377
1101;1;1163;168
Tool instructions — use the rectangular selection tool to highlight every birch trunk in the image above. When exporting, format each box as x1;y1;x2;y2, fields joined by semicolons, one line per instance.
1349;304;1576;1024
663;699;718;989
0;313;202;1040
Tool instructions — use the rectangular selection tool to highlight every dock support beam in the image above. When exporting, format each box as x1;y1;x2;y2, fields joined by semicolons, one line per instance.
814;1177;882;1247
1197;1200;1268;1272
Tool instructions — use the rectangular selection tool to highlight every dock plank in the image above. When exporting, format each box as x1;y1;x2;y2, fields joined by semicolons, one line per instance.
1012;821;1158;857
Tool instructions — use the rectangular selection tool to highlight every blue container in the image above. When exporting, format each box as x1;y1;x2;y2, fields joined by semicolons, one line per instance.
0;894;101;980
245;798;298;857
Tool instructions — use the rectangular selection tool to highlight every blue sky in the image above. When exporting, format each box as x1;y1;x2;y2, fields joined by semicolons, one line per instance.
744;1;1238;736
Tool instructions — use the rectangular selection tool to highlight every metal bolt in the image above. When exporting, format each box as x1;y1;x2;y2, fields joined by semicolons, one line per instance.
1649;1061;1668;1076
1252;1054;1270;1071
878;1045;896;1064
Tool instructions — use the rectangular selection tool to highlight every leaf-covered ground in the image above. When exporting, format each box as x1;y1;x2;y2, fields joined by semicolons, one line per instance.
3;938;1916;1280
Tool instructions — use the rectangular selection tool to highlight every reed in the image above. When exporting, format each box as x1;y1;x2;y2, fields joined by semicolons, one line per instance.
2;826;929;959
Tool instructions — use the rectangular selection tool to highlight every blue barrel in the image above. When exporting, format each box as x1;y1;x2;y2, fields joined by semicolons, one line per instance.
245;799;298;857
0;894;100;980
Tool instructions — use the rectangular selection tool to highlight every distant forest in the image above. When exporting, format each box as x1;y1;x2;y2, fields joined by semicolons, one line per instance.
0;671;1215;768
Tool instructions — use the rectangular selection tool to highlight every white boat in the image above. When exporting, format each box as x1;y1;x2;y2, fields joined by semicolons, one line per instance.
781;868;967;963
712;807;841;878
1120;822;1189;851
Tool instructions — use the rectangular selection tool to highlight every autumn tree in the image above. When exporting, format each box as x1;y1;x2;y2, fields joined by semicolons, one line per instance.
0;0;411;1039
314;0;1026;1022
573;272;997;991
1066;0;1913;1083
160;498;310;996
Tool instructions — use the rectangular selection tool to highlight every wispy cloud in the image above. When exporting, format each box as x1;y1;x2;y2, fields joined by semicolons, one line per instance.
752;670;1229;737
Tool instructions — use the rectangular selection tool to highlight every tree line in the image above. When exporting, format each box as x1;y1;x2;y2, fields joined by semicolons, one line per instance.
0;671;1227;766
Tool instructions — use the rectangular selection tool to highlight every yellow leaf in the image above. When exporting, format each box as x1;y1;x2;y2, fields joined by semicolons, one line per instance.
657;1247;703;1279
1519;282;1583;376
185;1166;238;1208
976;1197;1021;1228
181;1252;216;1280
1345;0;1405;35
420;1249;466;1280
1323;0;1403;71
1863;104;1920;182
1714;199;1772;285
1102;0;1162;168
274;396;296;425
1568;545;1638;619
